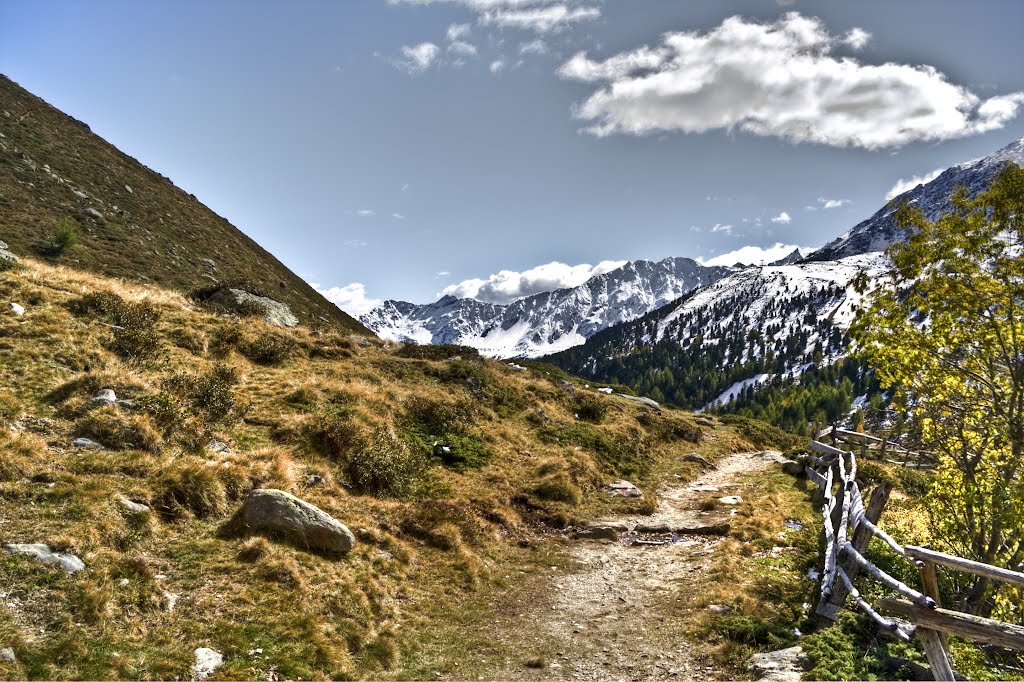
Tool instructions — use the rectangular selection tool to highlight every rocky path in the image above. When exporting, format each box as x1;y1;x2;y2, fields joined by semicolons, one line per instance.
503;451;782;681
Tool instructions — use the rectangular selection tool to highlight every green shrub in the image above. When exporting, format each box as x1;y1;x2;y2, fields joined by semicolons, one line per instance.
719;414;803;450
135;393;184;436
574;392;608;423
431;432;493;471
394;344;480;362
69;291;163;360
75;408;162;452
39;217;79;256
163;363;244;427
155;461;230;518
239;331;297;366
306;411;364;460
533;473;581;505
345;428;426;499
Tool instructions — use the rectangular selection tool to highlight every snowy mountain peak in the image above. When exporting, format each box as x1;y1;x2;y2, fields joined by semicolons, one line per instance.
361;256;730;358
810;136;1024;261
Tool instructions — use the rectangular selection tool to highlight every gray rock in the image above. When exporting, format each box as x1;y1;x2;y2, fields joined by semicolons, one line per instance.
82;207;105;222
635;523;673;534
573;526;620;541
682;452;716;468
0;244;17;266
9;302;24;316
207;440;230;454
115;494;151;514
676;523;731;536
72;437;105;450
604;479;643;498
192;647;223;682
115;399;139;411
0;647;14;662
304;475;326;487
235;489;355;553
749;646;804;682
206;288;298;327
719;495;743;505
587;520;631;532
617;394;661;410
781;460;804;477
4;543;85;573
91;388;117;406
706;604;733;614
124;184;133;194
201;258;216;268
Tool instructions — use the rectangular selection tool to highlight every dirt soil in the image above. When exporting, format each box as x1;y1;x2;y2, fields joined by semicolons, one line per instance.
488;451;781;681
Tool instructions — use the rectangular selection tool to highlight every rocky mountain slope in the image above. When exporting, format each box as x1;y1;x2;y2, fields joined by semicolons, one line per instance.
362;257;731;358
809;136;1024;261
0;74;367;332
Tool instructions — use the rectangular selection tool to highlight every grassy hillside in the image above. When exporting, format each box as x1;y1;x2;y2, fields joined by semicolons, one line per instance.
0;255;765;680
0;74;366;333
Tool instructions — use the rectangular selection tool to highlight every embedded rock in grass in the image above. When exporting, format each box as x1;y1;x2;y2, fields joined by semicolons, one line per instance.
618;394;661;410
9;302;24;316
207;439;230;454
573;525;620;541
676;523;731;536
0;240;18;266
748;646;804;682
635;523;673;534
3;543;85;573
115;493;151;514
206;288;299;327
682;452;716;468
235;489;355;553
82;207;105;222
781;460;804;477
0;648;14;662
192;647;223;682
719;495;742;505
91;388;117;407
72;437;105;449
604;480;642;498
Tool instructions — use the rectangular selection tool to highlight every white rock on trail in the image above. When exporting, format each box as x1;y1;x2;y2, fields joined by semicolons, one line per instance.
192;647;223;682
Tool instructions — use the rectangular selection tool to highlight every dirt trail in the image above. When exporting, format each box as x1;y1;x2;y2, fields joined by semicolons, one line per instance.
509;451;780;681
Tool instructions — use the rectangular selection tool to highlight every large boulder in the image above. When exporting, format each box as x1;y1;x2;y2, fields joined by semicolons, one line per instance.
206;288;298;327
234;489;355;553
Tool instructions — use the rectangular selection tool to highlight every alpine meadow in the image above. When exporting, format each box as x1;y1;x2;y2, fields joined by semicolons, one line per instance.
1;2;1023;681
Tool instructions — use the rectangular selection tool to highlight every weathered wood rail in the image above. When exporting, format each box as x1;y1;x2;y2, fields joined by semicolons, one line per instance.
806;432;1024;680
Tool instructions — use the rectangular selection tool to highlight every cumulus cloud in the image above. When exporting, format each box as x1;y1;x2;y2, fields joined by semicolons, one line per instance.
698;243;809;267
438;259;627;304
886;168;945;201
710;223;733;234
397;42;440;73
557;12;1024;148
841;27;871;50
356;209;375;216
770;211;792;224
392;213;406;220
316;282;383;317
520;38;548;54
446;22;472;41
819;197;850;209
448;40;478;56
490;59;506;73
480;5;600;33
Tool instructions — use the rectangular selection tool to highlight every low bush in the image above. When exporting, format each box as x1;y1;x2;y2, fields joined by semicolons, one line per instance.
574;392;608;423
345;428;426;499
0;390;22;427
719;414;804;450
238;330;298;366
155;460;245;518
532;473;581;505
39;217;79;256
74;408;162;452
163;363;244;428
69;291;163;360
394;344;480;362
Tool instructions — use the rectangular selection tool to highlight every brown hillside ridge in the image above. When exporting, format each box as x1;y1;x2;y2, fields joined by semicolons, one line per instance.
0;74;368;333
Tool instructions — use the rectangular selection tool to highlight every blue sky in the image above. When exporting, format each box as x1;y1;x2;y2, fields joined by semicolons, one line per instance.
3;0;1023;314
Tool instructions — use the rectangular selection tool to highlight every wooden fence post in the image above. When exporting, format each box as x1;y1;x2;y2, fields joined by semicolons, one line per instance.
815;481;892;628
918;559;955;681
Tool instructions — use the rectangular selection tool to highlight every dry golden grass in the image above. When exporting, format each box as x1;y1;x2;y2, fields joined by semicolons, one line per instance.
0;257;766;680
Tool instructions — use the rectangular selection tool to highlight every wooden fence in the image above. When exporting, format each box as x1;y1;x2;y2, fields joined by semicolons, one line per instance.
806;435;1024;680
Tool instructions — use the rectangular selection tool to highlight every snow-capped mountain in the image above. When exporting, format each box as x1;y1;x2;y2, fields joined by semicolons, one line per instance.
548;253;888;409
361;257;731;358
810;136;1024;261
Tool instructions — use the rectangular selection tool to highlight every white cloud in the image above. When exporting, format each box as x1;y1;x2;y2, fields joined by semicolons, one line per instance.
557;13;1024;148
438;259;627;304
446;22;472;41
490;59;506;73
770;211;792;224
448;40;478;56
397;42;440;73
885;168;944;201
710;223;733;234
698;243;809;267
841;27;871;51
392;213;406;220
356;209;375;216
344;239;369;247
480;5;600;33
315;282;383;317
520;38;548;55
819;197;850;209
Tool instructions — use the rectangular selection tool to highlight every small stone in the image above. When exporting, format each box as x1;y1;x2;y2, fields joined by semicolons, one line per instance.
719;495;742;505
9;302;24;316
192;647;223;682
305;474;326;486
597;387;613;394
82;207;105;222
72;437;105;450
706;604;733;614
124;184;133;194
573;526;620;541
91;388;117;406
682;452;716;468
0;648;15;662
164;592;179;612
207;440;230;454
115;494;151;514
676;523;731;537
3;543;85;573
635;523;673;535
605;479;643;498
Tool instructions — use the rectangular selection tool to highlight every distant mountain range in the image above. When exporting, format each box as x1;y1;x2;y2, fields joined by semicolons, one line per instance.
363;257;732;358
